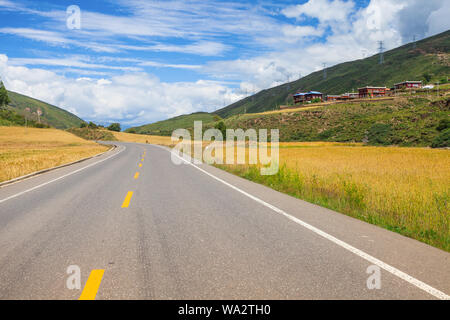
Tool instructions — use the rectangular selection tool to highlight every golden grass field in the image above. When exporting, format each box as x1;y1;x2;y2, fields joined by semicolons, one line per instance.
111;131;173;146
215;143;449;251
0;126;109;183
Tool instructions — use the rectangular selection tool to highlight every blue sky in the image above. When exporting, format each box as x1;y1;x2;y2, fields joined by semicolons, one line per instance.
0;0;449;127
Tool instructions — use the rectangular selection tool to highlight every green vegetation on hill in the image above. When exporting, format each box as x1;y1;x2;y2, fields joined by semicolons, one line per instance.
217;96;449;147
216;30;450;118
67;127;117;141
7;91;84;129
127;112;219;135
0;108;50;128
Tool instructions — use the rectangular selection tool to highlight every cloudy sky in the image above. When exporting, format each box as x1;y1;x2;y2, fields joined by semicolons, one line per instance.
0;0;449;127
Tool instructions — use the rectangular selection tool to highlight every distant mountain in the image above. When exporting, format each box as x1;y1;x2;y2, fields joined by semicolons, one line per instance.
215;29;450;118
6;91;84;129
126;112;219;135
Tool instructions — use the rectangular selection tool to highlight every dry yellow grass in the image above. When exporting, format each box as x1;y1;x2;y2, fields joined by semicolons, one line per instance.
217;143;450;250
111;131;173;146
0;126;109;182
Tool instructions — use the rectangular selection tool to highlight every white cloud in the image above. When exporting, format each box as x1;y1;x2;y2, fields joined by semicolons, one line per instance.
426;0;450;37
0;54;243;126
283;0;355;23
1;0;449;127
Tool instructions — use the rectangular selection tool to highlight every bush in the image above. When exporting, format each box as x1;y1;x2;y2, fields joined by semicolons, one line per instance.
431;128;450;148
88;122;98;129
214;121;227;138
107;123;121;132
368;123;392;145
80;122;87;128
423;73;432;83
127;128;136;134
437;119;450;131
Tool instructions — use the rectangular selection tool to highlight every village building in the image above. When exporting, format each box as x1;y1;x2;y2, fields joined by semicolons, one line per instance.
394;81;423;90
293;91;323;104
358;86;387;98
339;92;359;100
327;95;340;101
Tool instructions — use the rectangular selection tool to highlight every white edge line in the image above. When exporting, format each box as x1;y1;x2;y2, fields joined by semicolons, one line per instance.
0;145;126;204
155;145;449;300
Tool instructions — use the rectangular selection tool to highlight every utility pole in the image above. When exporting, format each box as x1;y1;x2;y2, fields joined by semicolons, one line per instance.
378;41;385;65
413;35;417;49
322;63;327;80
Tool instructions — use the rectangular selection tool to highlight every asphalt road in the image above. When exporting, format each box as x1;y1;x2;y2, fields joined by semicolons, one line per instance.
0;142;448;300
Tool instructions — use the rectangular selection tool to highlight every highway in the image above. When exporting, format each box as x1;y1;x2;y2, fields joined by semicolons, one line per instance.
0;142;448;300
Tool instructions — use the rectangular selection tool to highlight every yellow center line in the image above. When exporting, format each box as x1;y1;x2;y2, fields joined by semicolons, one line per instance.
134;172;140;179
121;191;134;208
79;269;105;300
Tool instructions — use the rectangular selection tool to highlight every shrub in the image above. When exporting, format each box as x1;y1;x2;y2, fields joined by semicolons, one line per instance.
431;128;450;148
214;121;227;138
436;119;450;131
107;123;121;132
88;121;98;129
368;123;392;145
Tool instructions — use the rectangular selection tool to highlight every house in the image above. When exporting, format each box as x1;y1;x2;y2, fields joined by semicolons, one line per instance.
293;91;323;104
327;95;340;101
358;86;387;98
339;92;359;100
394;81;423;90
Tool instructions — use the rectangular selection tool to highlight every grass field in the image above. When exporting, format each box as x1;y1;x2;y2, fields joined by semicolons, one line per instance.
216;143;450;251
0;126;109;182
111;131;173;145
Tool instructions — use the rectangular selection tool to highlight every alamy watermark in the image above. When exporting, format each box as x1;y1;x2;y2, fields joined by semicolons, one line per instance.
66;265;81;290
171;121;279;175
366;265;381;290
66;5;81;30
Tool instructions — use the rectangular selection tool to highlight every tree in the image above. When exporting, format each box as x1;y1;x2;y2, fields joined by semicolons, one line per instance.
80;122;87;128
107;123;121;132
88;121;98;129
214;121;227;139
0;80;10;108
422;73;432;83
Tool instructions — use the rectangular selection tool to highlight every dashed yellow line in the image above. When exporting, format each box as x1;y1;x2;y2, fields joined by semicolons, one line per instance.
79;269;105;300
134;172;140;179
121;191;134;208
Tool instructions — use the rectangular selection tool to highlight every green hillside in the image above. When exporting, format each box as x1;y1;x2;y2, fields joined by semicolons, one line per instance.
0;108;50;128
7;91;84;129
216;30;450;118
215;94;450;147
127;112;219;135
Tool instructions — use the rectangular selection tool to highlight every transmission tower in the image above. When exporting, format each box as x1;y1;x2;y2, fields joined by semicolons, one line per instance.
413;35;417;49
378;41;385;65
322;63;327;80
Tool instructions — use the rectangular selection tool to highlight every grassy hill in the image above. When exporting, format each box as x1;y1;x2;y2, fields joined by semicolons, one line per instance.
216;94;449;147
126;112;219;135
6;91;84;129
0;107;50;128
216;30;450;118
